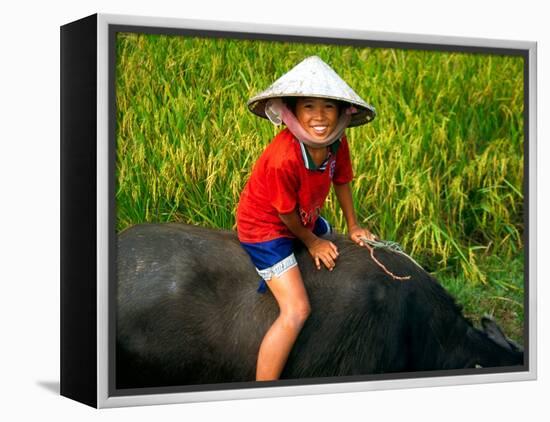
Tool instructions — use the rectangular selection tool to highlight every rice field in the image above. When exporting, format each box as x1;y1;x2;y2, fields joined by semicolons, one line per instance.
115;32;525;341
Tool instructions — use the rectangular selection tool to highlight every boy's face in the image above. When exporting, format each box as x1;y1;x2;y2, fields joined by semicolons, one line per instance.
295;98;340;141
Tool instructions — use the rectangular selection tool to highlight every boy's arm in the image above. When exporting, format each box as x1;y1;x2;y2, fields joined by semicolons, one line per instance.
278;211;318;248
333;182;360;231
333;182;376;246
279;211;339;271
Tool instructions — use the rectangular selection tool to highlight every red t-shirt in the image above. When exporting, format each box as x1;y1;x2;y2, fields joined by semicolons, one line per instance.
236;128;354;243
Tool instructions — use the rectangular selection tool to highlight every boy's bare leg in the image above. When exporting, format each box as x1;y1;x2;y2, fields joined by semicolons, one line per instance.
256;265;311;381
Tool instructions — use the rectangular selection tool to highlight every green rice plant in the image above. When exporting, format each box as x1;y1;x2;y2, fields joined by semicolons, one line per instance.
114;33;524;338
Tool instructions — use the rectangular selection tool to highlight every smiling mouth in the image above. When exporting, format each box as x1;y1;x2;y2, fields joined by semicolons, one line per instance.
311;125;329;134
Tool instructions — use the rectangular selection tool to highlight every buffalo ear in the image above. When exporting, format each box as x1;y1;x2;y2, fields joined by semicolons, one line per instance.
481;316;522;352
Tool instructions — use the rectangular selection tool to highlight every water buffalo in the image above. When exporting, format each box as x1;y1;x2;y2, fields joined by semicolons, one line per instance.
116;223;523;389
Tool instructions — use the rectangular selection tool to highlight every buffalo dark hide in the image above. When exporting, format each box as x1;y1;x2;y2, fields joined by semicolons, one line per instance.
116;223;523;388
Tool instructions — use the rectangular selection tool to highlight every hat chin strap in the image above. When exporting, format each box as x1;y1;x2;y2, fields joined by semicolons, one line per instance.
265;99;352;149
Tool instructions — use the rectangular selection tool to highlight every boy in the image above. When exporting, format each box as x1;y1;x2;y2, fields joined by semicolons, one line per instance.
236;56;377;381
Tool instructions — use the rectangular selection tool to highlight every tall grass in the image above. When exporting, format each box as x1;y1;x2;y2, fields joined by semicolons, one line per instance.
115;33;524;339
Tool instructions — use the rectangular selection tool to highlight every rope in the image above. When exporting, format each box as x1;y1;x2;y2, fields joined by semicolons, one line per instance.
359;237;423;281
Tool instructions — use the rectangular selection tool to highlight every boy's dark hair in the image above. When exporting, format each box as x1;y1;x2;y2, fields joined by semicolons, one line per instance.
282;97;298;113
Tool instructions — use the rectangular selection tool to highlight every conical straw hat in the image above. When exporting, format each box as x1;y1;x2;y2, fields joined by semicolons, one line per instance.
247;56;376;127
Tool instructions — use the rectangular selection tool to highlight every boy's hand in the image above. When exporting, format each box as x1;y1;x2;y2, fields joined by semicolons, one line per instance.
307;238;339;271
349;226;376;247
